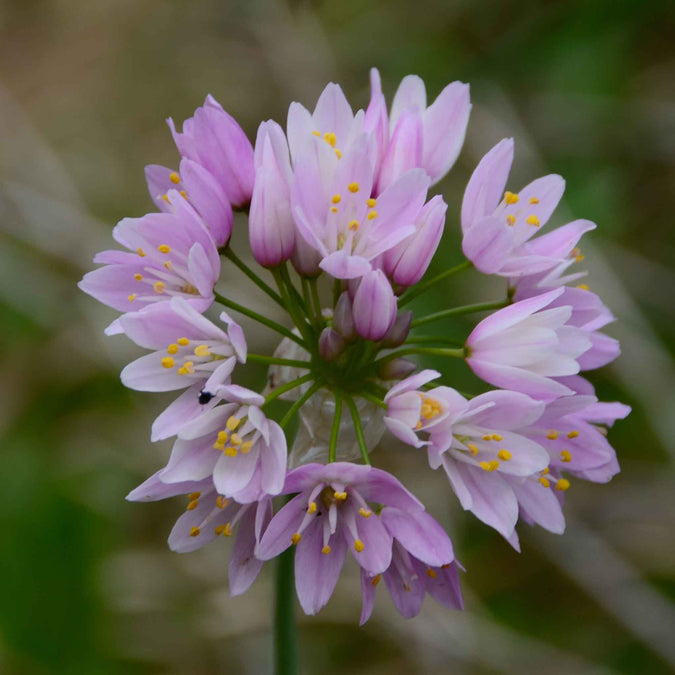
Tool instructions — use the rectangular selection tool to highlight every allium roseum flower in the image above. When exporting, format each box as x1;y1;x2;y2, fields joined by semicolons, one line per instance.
80;68;629;646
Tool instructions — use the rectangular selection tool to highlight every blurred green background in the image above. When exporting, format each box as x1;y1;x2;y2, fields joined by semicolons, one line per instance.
1;0;673;672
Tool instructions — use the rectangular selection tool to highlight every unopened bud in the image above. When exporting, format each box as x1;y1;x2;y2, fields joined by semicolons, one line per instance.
333;292;356;341
319;328;345;361
378;358;417;380
381;311;412;348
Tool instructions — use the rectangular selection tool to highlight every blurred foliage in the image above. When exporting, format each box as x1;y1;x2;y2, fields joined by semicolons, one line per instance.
0;0;673;673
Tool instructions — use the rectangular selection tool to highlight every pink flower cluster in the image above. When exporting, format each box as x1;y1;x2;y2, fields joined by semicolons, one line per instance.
79;68;628;622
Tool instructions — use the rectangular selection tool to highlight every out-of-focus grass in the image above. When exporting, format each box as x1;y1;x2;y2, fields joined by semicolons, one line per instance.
0;0;673;673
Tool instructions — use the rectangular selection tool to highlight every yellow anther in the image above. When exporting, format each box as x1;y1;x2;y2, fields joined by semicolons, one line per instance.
164;260;173;270
506;214;516;226
359;508;372;518
312;130;321;137
291;533;302;545
331;194;342;204
158;244;171;253
212;441;225;451
426;568;437;579
491;434;503;441
167;344;179;355
134;273;143;281
177;361;195;375
556;478;571;491
216;496;230;509
415;420;423;430
323;132;337;147
217;430;228;443
348;219;360;231
526;215;541;227
529;196;540;204
482;435;493;441
366;198;377;207
127;294;137;302
177;337;190;346
240;441;253;454
333;491;348;501
539;477;551;488
188;492;201;501
567;430;579;439
467;443;479;456
194;344;211;357
161;357;175;369
307;501;317;514
498;449;512;461
187;499;199;511
169;172;181;184
214;524;226;535
153;281;166;294
366;211;379;220
215;523;232;536
421;403;433;418
546;430;559;440
560;450;572;462
330;207;338;213
225;416;240;431
504;191;519;205
162;194;170;203
180;190;187;199
480;460;500;472
321;545;331;555
347;182;360;193
224;447;238;457
576;284;590;291
137;247;146;257
230;433;242;446
334;149;342;159
189;526;200;537
354;539;365;552
337;233;346;249
541;467;550;475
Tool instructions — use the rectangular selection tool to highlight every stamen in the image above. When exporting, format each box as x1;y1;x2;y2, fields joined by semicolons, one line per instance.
226;416;240;431
348;220;360;231
541;467;550;475
167;344;179;355
162;194;170;203
556;478;570;491
187;499;199;511
216;496;229;509
479;460;500;472
467;443;479;456
371;574;381;586
334;149;342;159
497;449;512;461
188;492;201;501
321;545;331;555
504;191;519;205
333;491;348;501
354;539;365;552
240;441;253;454
194;345;211;357
330;207;338;213
307;501;317;514
529;196;540;204
180;190;187;199
169;172;181;184
331;194;341;204
189;526;200;537
366;211;378;220
164;260;172;270
153;281;166;294
158;244;171;254
506;214;516;226
230;433;242;446
546;430;559;440
526;215;541;227
224;447;238;457
426;568;437;579
177;337;190;346
291;533;302;545
576;284;590;291
560;450;572;462
491;434;503;441
539;477;551;488
567;430;579;439
359;508;372;518
312;130;321;137
323;132;337;147
347;182;360;193
366;198;377;207
482;434;493;441
134;273;143;281
161;357;175;369
137;247;146;257
128;294;137;302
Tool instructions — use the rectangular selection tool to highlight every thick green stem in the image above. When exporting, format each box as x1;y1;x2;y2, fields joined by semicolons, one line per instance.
223;248;285;307
280;380;323;429
410;299;510;329
214;291;305;347
346;397;371;466
328;393;343;463
274;535;298;675
247;354;311;369
398;260;473;307
374;346;465;367
264;373;315;407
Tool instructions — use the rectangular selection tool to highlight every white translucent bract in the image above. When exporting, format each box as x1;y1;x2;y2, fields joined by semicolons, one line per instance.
266;336;386;466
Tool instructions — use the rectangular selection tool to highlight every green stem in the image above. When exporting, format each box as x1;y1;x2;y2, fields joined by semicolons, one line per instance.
274;535;298;675
247;354;311;369
272;267;314;346
410;299;510;329
373;346;465;367
309;278;324;328
214;292;305;347
398;260;473;307
301;278;318;329
328;393;343;463
223;248;284;307
359;391;387;410
264;373;315;407
402;335;465;347
332;278;342;306
345;397;371;466
280;380;323;429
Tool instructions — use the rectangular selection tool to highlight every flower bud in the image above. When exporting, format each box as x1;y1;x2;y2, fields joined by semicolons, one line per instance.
381;311;412;348
352;270;397;341
376;109;423;194
383;196;446;288
319;327;345;361
249;121;296;267
364;68;389;180
170;95;255;208
333;292;356;341
378;357;417;381
291;235;322;278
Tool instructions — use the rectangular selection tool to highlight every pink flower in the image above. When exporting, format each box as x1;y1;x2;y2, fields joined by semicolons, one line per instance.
78;192;220;334
168;95;254;208
127;475;271;596
145;159;233;247
352;269;398;341
461;138;595;277
118;297;246;441
359;507;461;623
256;462;424;615
158;391;288;503
466;288;593;400
249;121;296;267
374;70;471;191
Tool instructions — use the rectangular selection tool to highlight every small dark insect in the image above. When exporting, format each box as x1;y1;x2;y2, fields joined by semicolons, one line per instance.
198;390;214;405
